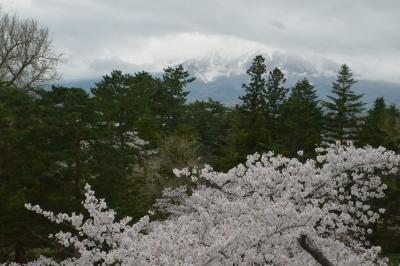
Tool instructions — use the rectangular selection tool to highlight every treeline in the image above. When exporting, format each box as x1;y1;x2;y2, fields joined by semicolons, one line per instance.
1;55;400;262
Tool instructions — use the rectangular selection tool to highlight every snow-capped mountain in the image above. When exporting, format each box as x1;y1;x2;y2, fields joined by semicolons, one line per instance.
61;52;400;107
180;52;400;106
182;51;340;83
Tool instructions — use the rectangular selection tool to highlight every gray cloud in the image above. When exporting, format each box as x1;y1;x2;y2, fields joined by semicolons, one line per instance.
1;0;399;82
270;21;285;30
89;58;138;73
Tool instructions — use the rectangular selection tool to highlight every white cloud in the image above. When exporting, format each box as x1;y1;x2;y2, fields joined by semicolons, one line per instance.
59;32;277;80
1;0;399;83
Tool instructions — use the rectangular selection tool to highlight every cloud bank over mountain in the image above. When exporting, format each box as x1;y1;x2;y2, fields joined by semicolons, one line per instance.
2;0;400;84
183;53;400;106
183;51;341;83
5;0;398;104
61;53;400;107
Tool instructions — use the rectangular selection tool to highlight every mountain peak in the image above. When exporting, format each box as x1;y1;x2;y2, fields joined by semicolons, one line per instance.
182;51;340;83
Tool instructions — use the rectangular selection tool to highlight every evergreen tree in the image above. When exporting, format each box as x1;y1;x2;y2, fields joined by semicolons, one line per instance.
0;86;98;262
91;71;162;217
157;65;195;131
280;79;323;157
265;67;288;119
234;55;269;156
360;99;400;151
185;98;230;169
239;55;268;115
91;70;133;144
0;87;44;263
91;70;160;144
128;71;162;142
33;86;97;203
359;99;400;252
322;64;365;143
265;67;288;149
37;86;143;217
381;104;400;150
359;97;387;147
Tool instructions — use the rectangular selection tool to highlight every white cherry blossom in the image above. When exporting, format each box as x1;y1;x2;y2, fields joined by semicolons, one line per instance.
6;143;399;266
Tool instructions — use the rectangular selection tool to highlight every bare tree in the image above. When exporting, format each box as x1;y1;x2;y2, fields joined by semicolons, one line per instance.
0;11;62;89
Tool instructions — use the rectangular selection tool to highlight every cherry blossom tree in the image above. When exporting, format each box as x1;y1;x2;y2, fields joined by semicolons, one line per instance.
6;143;400;265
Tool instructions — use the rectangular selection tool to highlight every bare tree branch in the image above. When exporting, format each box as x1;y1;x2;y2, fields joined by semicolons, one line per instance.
0;11;62;89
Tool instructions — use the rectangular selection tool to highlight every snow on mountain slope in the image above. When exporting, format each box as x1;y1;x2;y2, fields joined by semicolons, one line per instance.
61;52;400;107
183;51;340;83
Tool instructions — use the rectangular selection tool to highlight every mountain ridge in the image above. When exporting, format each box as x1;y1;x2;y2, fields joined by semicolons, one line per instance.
59;53;400;106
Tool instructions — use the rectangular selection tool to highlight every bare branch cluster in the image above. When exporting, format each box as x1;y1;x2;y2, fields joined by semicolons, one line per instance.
0;11;62;89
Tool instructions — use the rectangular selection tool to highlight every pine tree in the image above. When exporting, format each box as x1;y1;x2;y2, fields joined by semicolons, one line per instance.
265;67;288;148
280;79;323;157
158;64;195;131
359;99;400;249
360;101;400;151
0;86;99;262
234;55;269;156
266;67;288;118
322;64;365;143
239;55;268;115
91;71;161;217
382;104;400;151
0;87;43;263
185;98;230;169
91;70;133;145
377;104;400;245
91;70;160;144
359;97;387;147
33;86;97;202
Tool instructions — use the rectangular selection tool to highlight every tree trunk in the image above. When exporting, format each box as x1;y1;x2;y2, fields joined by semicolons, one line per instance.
298;234;334;266
15;242;27;264
383;215;388;230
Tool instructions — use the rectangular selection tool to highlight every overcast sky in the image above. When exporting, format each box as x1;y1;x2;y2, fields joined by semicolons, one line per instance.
1;0;399;83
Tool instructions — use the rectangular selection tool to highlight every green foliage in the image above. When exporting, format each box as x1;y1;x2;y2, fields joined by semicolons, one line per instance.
0;86;86;262
265;67;288;150
233;55;269;158
157;65;195;132
359;97;400;149
2;57;400;262
232;56;289;162
279;79;323;157
0;87;42;262
322;64;366;143
0;64;197;261
184;98;230;169
360;97;400;255
265;67;288;119
239;55;268;115
387;254;400;265
91;70;161;144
